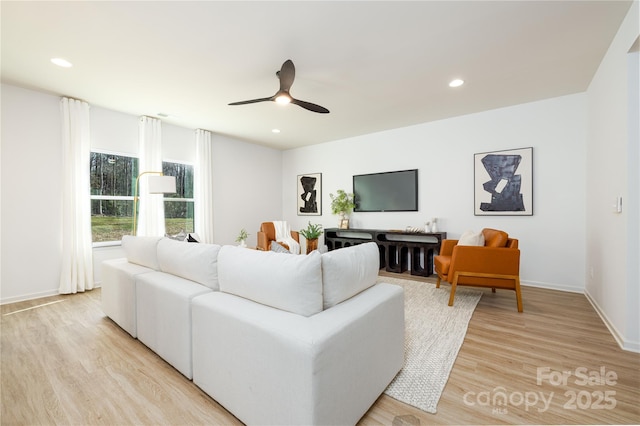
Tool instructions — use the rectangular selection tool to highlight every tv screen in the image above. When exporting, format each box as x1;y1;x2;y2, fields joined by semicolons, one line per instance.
353;169;418;212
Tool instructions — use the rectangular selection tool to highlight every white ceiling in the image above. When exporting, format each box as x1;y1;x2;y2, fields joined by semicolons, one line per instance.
1;1;632;150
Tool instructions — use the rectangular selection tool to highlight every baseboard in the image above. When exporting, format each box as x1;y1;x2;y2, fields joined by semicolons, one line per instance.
1;284;102;306
520;279;584;294
584;289;640;353
1;289;60;306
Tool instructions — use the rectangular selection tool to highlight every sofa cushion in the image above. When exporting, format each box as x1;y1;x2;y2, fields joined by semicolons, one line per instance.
157;238;222;290
218;245;323;317
482;228;509;248
321;242;380;309
122;235;162;270
458;230;485;246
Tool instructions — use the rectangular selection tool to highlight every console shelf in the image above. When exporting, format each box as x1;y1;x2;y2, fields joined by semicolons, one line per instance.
324;228;446;277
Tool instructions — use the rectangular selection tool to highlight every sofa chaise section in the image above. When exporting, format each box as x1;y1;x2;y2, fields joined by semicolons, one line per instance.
191;243;404;425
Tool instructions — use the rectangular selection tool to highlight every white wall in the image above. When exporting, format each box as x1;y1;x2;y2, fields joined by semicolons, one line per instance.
0;84;283;303
283;93;587;292
211;134;283;248
1;85;63;303
586;1;639;352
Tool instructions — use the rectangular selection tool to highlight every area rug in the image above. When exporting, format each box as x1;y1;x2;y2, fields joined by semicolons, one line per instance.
378;276;482;414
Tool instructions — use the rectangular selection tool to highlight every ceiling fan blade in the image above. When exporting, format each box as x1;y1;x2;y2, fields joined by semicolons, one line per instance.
278;59;295;92
290;98;330;114
228;97;273;106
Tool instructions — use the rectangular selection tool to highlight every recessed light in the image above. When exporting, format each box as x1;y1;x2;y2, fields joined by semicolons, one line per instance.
51;58;73;68
272;129;281;134
449;79;464;88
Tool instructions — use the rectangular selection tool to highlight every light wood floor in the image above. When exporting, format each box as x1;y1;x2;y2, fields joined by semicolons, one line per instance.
2;274;639;425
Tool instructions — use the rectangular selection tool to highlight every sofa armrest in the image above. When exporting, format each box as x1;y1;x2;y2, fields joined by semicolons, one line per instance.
192;283;404;426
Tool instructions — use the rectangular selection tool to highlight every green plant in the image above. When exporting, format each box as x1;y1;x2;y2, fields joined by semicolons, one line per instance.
235;228;249;242
329;189;356;217
299;221;323;240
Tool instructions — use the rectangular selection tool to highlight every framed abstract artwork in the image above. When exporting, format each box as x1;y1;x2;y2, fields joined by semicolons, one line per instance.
474;147;533;216
297;173;322;216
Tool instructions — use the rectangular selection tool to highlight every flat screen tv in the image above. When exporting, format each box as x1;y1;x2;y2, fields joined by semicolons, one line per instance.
353;169;418;212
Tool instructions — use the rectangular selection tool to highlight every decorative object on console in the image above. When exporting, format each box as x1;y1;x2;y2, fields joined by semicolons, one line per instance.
299;221;323;254
235;228;249;247
474;147;533;216
297;173;322;216
132;172;177;235
330;189;356;228
405;226;425;233
431;218;438;233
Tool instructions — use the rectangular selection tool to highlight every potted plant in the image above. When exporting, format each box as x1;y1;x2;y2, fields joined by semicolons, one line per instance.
299;221;323;254
235;228;249;247
330;189;356;228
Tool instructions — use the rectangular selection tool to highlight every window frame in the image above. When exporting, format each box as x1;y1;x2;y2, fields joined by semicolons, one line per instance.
162;159;195;236
90;149;139;247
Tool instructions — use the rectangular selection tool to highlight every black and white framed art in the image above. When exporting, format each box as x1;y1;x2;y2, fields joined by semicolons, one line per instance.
297;173;322;216
474;147;533;216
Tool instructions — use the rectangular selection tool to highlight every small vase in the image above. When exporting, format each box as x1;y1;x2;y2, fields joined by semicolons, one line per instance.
431;222;438;233
239;240;247;248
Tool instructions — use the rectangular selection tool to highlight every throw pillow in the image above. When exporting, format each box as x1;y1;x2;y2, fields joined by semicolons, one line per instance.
165;230;187;241
458;230;485;246
270;241;290;254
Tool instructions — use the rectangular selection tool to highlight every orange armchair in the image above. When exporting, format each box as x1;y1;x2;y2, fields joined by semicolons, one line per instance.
256;222;300;251
434;228;522;312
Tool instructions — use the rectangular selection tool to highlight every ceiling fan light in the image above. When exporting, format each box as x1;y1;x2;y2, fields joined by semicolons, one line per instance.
275;94;291;104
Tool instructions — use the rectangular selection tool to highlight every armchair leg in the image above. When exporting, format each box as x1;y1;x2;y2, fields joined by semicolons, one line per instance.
448;273;459;307
492;288;496;293
514;277;523;312
436;276;441;288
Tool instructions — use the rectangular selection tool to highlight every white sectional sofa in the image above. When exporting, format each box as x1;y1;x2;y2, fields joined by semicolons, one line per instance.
101;237;404;426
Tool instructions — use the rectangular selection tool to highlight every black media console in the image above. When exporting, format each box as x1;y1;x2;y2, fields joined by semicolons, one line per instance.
324;228;447;277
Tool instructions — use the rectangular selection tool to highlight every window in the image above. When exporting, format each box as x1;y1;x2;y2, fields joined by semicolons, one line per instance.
90;153;195;244
90;151;138;244
163;161;195;235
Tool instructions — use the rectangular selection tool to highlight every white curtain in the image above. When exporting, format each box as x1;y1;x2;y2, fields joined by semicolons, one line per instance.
137;116;165;237
194;129;215;243
59;97;94;294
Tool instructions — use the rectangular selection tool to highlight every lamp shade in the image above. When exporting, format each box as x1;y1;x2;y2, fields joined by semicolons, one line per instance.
148;175;176;194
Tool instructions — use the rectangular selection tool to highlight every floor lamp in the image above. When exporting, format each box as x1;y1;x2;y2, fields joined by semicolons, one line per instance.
132;171;177;235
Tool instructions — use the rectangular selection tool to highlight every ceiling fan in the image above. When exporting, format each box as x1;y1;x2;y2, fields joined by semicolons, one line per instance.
228;59;330;114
